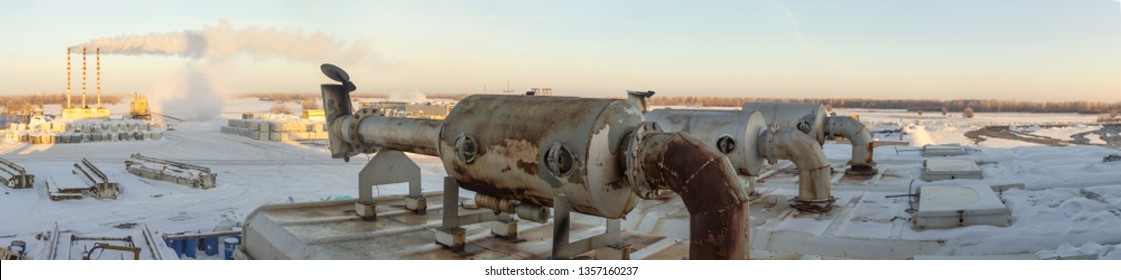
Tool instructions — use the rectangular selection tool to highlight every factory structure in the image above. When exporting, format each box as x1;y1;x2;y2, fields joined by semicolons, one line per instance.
219;98;457;142
1;48;164;144
62;48;110;120
357;101;454;120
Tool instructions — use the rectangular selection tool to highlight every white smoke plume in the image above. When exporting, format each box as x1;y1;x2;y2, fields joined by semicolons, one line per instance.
387;90;428;104
70;19;380;121
150;65;224;121
70;18;375;63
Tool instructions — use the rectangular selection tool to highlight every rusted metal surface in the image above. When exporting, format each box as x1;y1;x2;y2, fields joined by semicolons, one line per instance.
759;129;834;212
321;84;356;159
645;109;767;176
438;95;643;219
637;132;747;260
475;193;517;213
741;102;827;145
474;193;550;223
354;116;442;156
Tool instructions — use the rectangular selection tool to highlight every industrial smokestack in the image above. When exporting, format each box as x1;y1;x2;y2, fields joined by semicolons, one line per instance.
66;48;71;109
82;47;87;108
97;48;101;108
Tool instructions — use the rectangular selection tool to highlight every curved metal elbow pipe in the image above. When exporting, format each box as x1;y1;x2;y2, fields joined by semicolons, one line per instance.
323;84;442;159
636;132;748;260
824;116;876;174
759;129;834;212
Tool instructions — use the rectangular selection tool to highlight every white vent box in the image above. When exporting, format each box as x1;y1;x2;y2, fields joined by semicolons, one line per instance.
921;159;982;181
922;144;969;157
914;185;1009;229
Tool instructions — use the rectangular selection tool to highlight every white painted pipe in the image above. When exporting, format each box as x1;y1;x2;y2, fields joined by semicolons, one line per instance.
759;129;834;211
825;115;876;173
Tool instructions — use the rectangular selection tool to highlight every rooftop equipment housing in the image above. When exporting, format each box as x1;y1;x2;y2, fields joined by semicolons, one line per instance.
913;185;1010;229
922;143;970;157
921;159;983;181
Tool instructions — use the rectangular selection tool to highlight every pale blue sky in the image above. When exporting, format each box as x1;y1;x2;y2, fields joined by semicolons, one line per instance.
1;0;1119;101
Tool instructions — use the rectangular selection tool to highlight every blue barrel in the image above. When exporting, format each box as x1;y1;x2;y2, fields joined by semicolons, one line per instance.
168;240;184;257
223;237;239;260
204;237;220;256
182;238;199;259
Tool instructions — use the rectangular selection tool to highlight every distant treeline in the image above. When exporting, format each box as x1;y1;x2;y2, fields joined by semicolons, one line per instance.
200;93;1121;115
0;93;124;112
646;96;1121;114
241;92;472;103
242;93;320;103
10;92;1115;115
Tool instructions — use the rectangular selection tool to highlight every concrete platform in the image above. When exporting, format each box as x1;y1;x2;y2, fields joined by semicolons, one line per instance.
913;185;1009;229
921;159;983;181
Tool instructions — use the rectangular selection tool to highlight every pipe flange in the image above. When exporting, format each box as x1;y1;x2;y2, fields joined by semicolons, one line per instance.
824;116;840;136
351;108;384;153
845;163;878;175
792;196;836;213
759;127;778;165
624;121;663;199
347;114;361;148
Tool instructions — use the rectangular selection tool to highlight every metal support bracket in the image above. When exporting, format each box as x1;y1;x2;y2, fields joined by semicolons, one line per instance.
551;195;630;260
436;176;466;251
357;150;425;221
436;176;508;252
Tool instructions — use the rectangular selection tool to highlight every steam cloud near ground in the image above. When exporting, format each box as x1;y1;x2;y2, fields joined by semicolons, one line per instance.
387;90;428;103
69;19;378;121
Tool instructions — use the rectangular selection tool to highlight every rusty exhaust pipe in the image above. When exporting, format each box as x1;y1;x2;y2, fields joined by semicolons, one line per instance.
636;132;748;260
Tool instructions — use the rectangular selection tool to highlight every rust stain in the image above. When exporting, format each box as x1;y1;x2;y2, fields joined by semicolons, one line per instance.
515;160;538;176
436;95;642;218
865;142;875;163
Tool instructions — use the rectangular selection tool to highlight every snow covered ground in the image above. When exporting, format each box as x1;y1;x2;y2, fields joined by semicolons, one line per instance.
2;98;1119;260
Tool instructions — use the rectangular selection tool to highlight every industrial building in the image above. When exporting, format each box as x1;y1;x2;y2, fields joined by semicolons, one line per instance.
357;101;454;120
61;48;110;120
0;48;165;144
